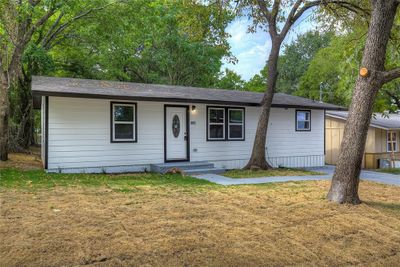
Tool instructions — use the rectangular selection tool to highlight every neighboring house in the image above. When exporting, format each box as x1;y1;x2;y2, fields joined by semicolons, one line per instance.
326;111;400;169
32;76;344;173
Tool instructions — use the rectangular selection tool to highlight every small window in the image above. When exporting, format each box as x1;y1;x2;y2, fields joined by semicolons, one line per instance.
228;109;244;140
111;102;136;142
208;108;225;140
387;131;397;152
296;110;311;131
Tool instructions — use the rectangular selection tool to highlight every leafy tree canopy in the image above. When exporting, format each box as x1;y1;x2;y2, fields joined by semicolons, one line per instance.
244;30;332;94
49;0;234;87
215;68;245;90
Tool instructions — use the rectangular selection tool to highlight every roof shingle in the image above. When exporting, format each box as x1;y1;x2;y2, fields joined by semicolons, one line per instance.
327;111;400;130
32;76;345;110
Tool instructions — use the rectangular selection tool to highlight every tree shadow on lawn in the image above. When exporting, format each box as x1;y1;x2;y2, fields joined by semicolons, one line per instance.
364;201;400;213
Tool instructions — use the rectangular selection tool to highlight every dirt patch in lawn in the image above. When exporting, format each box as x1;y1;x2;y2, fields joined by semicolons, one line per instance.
0;148;42;171
1;181;400;266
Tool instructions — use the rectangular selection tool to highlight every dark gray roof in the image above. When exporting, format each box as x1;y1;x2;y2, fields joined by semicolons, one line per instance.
327;111;400;130
32;76;345;110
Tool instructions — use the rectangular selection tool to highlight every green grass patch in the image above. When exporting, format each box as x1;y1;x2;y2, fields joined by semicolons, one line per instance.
0;168;214;190
376;168;400;175
223;168;324;178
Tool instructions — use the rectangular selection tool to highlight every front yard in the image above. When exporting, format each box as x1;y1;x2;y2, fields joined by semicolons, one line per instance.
1;167;400;266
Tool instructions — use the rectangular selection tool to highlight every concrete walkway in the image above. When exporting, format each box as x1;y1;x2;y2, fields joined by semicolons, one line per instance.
193;166;400;186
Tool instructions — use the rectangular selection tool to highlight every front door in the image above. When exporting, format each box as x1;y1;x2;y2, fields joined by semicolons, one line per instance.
165;106;189;162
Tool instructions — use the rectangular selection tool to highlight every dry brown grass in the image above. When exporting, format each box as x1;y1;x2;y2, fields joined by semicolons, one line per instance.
0;148;42;171
1;180;400;266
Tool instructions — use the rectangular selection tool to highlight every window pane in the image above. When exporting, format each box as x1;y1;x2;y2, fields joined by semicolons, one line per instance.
209;109;224;123
229;110;243;123
115;123;134;139
298;121;310;130
297;121;305;130
389;132;396;141
114;106;134;122
229;125;243;139
297;112;306;121
210;125;224;139
297;111;310;121
388;142;397;151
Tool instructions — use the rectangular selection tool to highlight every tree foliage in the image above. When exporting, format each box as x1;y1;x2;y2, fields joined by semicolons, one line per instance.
278;31;332;94
51;0;233;87
215;68;245;90
0;0;234;154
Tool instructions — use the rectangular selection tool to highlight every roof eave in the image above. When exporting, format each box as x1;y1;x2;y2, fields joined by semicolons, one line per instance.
32;90;346;110
32;90;260;107
326;114;400;130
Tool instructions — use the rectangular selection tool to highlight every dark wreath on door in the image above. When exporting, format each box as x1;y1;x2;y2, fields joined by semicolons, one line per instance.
172;114;180;138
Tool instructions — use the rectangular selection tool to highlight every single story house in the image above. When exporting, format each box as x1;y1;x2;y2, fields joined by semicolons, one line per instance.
326;111;400;169
32;76;344;173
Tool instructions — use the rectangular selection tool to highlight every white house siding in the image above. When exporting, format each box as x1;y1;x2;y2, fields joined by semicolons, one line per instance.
46;96;325;173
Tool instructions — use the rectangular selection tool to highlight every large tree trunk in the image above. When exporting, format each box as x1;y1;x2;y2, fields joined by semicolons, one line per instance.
244;41;281;170
327;0;398;204
14;77;35;149
0;72;10;161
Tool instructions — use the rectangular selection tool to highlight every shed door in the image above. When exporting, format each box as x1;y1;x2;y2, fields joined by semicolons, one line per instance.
165;106;189;161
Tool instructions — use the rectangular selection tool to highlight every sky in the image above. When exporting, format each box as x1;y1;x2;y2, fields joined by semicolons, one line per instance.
222;14;318;81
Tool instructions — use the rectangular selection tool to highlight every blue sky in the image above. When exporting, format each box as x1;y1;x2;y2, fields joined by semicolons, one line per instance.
222;15;318;81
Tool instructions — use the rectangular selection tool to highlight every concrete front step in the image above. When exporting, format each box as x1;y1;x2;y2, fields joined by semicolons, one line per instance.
150;161;224;174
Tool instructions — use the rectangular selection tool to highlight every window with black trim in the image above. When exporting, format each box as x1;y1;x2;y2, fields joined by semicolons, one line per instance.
228;108;244;139
296;110;311;131
111;102;137;142
208;107;225;140
207;106;245;141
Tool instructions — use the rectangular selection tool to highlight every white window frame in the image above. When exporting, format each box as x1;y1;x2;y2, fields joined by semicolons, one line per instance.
208;107;225;140
112;103;136;142
387;131;397;152
228;108;244;140
296;110;311;131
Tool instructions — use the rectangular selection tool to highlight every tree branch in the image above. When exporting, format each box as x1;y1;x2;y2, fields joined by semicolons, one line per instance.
280;0;368;41
41;2;117;49
271;0;281;22
39;11;64;46
23;7;56;45
256;0;278;38
383;68;400;83
280;0;305;39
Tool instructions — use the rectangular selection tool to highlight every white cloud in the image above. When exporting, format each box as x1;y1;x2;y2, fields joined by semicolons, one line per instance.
222;12;319;81
222;18;271;80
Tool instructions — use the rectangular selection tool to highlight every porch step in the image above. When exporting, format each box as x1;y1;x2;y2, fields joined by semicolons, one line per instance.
150;161;224;174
